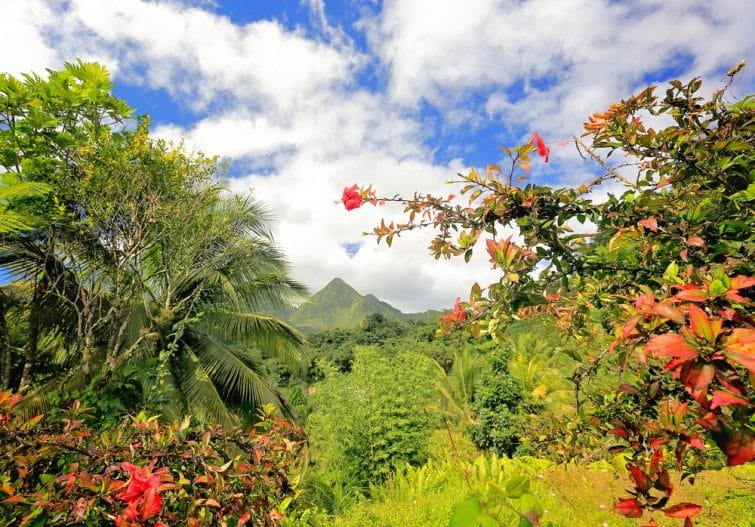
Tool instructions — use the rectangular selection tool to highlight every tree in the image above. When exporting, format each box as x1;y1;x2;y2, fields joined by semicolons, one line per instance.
0;63;306;427
308;347;437;489
348;65;754;525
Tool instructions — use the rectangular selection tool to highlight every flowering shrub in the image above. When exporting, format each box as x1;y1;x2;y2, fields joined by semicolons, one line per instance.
343;67;754;526
0;392;304;526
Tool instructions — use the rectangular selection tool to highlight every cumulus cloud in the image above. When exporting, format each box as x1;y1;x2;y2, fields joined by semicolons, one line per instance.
370;0;755;136
2;0;753;310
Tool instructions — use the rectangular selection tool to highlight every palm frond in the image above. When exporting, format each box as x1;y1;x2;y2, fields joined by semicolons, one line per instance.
192;333;295;418
176;345;235;428
198;310;304;361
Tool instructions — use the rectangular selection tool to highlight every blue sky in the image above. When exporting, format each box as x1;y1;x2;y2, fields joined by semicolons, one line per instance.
3;0;754;310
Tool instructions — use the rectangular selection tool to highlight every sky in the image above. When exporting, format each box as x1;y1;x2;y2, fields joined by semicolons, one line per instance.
3;0;754;311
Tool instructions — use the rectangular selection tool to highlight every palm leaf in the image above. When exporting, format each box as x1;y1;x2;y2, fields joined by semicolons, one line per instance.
176;345;235;428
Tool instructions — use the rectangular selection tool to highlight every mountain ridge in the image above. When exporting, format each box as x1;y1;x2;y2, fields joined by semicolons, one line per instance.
284;278;439;332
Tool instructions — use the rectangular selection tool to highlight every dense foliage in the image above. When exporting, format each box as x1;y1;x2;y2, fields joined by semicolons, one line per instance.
0;391;304;526
353;68;754;525
2;58;753;527
307;347;437;490
0;63;304;425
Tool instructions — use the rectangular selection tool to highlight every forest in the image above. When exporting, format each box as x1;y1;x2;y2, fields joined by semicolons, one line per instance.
0;60;753;527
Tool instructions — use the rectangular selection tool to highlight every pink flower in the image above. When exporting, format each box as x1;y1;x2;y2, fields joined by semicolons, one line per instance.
453;297;467;321
531;133;550;163
116;462;170;522
341;184;363;211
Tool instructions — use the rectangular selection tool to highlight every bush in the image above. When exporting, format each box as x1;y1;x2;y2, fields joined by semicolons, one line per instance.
0;391;304;526
468;349;533;457
307;347;437;490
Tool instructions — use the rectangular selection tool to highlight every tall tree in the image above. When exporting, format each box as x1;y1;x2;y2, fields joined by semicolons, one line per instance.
1;63;306;426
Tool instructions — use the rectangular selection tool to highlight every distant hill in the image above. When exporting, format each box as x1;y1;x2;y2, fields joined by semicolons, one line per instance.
285;278;439;332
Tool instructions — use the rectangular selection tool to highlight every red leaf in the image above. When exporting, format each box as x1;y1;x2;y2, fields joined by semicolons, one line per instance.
686;236;705;247
683;433;705;450
681;363;714;404
628;465;652;492
697;412;719;431
663;503;702;518
675;287;707;302
710;390;751;410
723;428;755;466
638;217;658;232
730;276;755;290
645;333;698;360
608;428;629;437
615;498;643;518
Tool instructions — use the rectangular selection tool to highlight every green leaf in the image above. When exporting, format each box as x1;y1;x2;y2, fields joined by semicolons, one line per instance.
505;475;531;498
518;493;544;524
448;496;483;527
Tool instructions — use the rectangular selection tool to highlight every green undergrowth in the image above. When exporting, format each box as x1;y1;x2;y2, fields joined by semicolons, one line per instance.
318;433;755;527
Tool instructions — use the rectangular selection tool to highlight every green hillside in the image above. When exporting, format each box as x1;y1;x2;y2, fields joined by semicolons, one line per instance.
287;278;439;332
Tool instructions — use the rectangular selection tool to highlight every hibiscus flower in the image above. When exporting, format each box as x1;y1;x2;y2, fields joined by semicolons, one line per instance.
341;184;363;211
531;133;550;163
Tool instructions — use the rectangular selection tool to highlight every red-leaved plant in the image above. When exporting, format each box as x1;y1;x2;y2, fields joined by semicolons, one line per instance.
0;393;304;526
341;67;754;526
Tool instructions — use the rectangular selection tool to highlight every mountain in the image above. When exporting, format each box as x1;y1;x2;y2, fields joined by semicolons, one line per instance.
285;278;439;332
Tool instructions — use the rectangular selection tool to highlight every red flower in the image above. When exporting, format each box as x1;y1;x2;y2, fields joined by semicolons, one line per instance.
453;297;467;321
116;462;170;523
342;184;363;211
531;133;550;163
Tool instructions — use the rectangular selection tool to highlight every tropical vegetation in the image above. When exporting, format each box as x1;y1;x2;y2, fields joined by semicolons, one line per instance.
1;59;752;527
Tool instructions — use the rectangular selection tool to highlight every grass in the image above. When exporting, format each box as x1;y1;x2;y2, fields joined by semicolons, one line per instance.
322;433;755;527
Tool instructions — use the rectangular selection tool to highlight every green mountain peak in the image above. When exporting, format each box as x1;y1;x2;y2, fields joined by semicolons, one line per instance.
286;278;436;332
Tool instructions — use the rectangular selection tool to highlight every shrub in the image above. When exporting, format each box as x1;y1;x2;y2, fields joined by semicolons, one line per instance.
307;347;437;490
0;391;304;526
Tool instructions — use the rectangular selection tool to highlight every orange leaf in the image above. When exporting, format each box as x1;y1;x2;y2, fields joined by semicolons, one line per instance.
645;333;698;360
686;236;705;247
638;217;658;232
682;363;714;403
663;503;702;518
622;315;642;339
675;287;707;302
654;303;684;324
615;498;643;518
723;328;755;374
730;276;755;290
688;305;714;342
710;390;751;410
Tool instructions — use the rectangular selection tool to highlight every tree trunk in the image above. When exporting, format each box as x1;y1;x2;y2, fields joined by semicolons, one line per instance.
0;294;12;390
18;285;41;390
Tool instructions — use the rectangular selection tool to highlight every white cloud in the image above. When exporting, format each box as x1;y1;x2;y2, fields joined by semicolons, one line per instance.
371;0;755;136
0;0;59;76
3;0;754;311
56;0;361;112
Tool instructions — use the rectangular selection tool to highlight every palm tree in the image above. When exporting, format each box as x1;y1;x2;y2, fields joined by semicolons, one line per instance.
0;173;51;390
124;191;307;426
11;190;306;426
3;128;306;426
506;334;572;415
432;348;481;426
